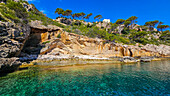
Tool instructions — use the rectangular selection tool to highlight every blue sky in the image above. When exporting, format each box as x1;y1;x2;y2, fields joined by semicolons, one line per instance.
27;0;170;25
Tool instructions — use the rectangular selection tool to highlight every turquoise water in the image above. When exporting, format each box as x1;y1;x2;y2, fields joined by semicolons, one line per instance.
0;60;170;96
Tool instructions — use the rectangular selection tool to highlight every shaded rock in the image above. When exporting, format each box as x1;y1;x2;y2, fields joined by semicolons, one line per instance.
60;18;72;25
22;2;34;12
0;21;30;74
140;57;154;62
19;54;38;61
0;21;30;57
0;58;21;73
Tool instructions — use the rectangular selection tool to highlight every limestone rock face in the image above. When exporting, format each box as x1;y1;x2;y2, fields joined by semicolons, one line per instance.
60;18;72;25
0;21;30;72
22;2;34;12
142;44;170;56
0;21;30;58
30;20;62;31
29;30;169;59
30;20;47;30
3;20;167;64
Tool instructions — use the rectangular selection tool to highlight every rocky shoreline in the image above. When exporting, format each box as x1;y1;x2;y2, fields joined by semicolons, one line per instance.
0;58;21;73
20;55;170;66
0;20;170;74
0;0;170;76
0;21;170;72
17;56;169;71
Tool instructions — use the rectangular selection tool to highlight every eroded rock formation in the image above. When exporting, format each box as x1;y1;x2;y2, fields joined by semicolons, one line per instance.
20;24;170;61
0;21;30;72
1;20;170;63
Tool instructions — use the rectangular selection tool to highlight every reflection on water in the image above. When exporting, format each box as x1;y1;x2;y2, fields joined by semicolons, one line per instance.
0;60;170;96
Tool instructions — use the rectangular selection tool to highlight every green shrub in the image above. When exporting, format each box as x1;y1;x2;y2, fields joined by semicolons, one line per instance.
28;9;65;28
0;0;29;23
20;0;29;5
57;34;61;38
159;30;170;45
6;0;28;20
160;30;170;41
42;41;50;44
122;27;130;34
129;31;149;45
0;3;20;22
109;34;130;44
20;32;24;36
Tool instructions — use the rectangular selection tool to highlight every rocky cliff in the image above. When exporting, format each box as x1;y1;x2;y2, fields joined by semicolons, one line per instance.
1;20;170;73
18;21;170;62
0;21;30;73
0;0;170;73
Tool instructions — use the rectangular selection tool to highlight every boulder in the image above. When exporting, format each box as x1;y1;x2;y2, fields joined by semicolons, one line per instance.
60;18;72;25
0;21;30;57
140;57;154;62
30;20;61;31
0;21;30;73
0;58;21;73
119;56;138;63
22;2;34;12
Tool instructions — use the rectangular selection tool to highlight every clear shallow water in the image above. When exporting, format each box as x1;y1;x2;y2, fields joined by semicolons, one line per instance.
0;61;170;96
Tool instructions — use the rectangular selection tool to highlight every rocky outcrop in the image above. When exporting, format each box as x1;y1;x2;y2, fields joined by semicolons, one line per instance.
22;2;34;12
20;24;169;62
140;57;153;62
1;20;167;63
41;31;164;58
119;56;138;63
142;44;170;56
0;21;30;57
0;21;30;72
0;19;170;72
0;58;21;73
30;20;62;30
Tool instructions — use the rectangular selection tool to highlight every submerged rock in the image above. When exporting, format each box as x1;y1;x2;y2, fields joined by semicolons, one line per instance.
140;57;154;62
119;56;138;63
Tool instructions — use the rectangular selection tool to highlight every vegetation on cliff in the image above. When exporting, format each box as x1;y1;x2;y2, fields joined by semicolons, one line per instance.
0;0;65;28
0;0;169;46
54;8;170;45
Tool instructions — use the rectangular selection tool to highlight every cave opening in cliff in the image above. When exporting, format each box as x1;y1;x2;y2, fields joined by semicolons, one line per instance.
20;27;61;57
20;27;47;56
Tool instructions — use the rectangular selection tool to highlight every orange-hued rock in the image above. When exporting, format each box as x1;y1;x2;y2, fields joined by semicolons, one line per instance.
29;26;169;58
41;32;48;42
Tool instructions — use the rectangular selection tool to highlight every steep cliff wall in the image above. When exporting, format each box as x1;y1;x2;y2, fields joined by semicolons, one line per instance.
0;21;30;58
0;21;30;72
23;25;169;61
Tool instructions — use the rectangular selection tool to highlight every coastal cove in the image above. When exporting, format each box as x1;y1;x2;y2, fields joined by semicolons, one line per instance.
0;0;170;73
0;60;170;95
0;0;170;95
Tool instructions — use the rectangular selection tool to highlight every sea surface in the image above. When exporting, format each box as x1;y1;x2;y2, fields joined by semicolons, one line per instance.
0;60;170;96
